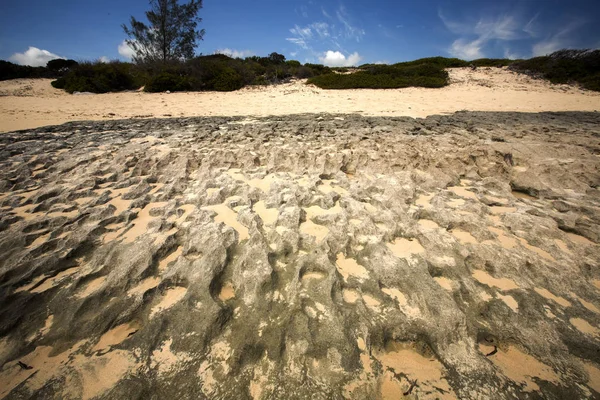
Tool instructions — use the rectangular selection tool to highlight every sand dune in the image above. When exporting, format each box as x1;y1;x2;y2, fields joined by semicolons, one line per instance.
1;67;599;133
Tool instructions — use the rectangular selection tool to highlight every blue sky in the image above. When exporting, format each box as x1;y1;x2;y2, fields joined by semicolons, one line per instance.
1;0;599;67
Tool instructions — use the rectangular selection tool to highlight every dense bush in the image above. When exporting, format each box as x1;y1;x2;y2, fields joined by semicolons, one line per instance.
471;58;514;67
51;61;144;93
0;60;52;80
510;49;600;91
308;62;449;89
145;71;192;92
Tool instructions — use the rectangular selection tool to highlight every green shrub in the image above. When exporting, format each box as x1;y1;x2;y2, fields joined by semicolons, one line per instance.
510;49;600;91
145;72;192;92
211;67;244;91
471;58;513;67
0;60;52;80
308;63;449;89
53;61;143;93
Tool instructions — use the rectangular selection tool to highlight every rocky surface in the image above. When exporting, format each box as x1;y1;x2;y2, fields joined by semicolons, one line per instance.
0;111;599;399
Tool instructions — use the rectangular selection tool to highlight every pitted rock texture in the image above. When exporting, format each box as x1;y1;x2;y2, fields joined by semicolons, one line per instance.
0;112;599;399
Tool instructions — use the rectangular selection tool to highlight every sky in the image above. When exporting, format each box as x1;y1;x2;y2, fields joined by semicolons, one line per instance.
1;0;599;67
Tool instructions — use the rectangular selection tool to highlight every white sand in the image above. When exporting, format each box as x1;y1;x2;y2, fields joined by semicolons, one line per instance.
1;67;599;132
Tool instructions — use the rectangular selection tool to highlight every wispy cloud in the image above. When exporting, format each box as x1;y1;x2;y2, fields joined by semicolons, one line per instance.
336;5;365;42
287;4;365;61
532;18;587;56
439;9;537;59
523;13;541;37
9;46;62;67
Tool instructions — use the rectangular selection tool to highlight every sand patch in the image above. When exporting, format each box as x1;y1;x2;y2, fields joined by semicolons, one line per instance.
387;238;425;258
534;288;571;307
498;294;519;312
14;274;47;293
451;229;478;244
30;267;79;293
570;318;600;337
335;253;369;281
303;203;343;219
151;338;193;376
362;294;381;308
490;206;516;214
299;219;329;242
484;345;560;391
583;362;600;394
342;289;360;304
158;246;182;272
486;226;518;249
415;193;433;208
566;232;594;245
92;322;139;352
382;288;421;318
123;201;168;243
151;286;187;317
302;271;326;281
448;186;478;200
28;232;49;248
518;238;556;261
128;277;161;297
513;191;536;200
318;180;348;195
254;201;278;226
175;204;196;224
418;219;439;231
447;198;465;208
76;276;107;298
375;341;456;399
554;239;572;254
203;203;249;241
434;277;454;291
472;270;519;291
219;282;235;301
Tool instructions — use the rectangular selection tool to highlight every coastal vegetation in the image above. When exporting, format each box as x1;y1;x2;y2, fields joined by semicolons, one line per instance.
0;49;598;93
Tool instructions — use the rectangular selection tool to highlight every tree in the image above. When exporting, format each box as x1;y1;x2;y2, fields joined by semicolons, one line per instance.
122;0;205;64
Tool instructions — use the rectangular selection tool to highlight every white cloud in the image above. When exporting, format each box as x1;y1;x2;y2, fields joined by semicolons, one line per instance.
321;7;331;19
319;50;362;67
373;60;389;65
449;38;485;59
118;40;136;60
215;48;255;59
9;46;62;67
99;56;110;63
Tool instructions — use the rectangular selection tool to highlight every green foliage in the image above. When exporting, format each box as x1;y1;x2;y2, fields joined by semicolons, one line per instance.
46;59;79;74
0;60;52;81
51;61;143;93
510;49;600;91
308;62;449;89
122;0;205;64
145;71;192;92
471;58;513;67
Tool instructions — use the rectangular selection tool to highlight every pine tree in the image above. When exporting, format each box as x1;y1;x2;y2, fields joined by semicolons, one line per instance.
122;0;205;64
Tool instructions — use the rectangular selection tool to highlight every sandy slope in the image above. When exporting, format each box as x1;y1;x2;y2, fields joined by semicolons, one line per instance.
1;67;599;132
